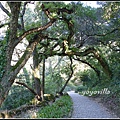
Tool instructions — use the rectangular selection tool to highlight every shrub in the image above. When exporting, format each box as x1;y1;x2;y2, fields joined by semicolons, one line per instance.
0;89;34;110
36;94;73;118
75;85;87;93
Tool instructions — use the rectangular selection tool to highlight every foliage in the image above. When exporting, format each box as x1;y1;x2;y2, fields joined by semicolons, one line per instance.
36;94;73;118
44;56;76;94
75;85;87;93
0;68;35;109
0;30;8;81
0;87;34;110
102;2;120;20
45;71;63;95
18;67;33;87
63;81;76;92
75;69;99;88
76;44;120;102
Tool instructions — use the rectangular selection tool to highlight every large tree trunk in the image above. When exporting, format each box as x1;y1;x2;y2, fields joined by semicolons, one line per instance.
0;2;21;106
33;46;42;100
6;2;21;71
41;57;45;101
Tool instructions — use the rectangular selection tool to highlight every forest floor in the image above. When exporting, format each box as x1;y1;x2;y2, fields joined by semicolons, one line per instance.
12;106;41;118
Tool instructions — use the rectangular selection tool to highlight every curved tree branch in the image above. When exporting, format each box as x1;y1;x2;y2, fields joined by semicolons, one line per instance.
0;22;9;28
19;2;30;31
73;47;112;78
59;56;73;95
87;27;120;37
17;19;56;45
43;46;112;79
0;2;10;16
16;81;37;95
73;56;100;79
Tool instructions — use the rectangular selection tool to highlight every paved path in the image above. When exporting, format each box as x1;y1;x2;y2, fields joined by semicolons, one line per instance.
67;91;118;118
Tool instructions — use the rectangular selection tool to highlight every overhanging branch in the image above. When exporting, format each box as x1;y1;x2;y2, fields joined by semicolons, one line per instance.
73;47;112;78
16;81;37;95
11;33;44;77
59;56;73;94
87;27;120;37
0;22;9;28
17;19;56;44
0;2;10;16
73;56;100;78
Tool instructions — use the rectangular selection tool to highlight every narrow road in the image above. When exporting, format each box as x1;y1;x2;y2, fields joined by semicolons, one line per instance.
67;91;118;118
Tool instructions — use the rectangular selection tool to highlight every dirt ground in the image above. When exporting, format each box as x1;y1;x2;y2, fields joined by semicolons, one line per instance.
89;96;120;118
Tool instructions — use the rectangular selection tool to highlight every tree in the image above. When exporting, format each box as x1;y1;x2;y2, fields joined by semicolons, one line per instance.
33;46;42;100
0;1;74;106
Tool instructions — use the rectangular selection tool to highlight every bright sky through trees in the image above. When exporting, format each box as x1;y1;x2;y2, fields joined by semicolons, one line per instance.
81;1;101;8
0;1;101;36
0;1;101;21
64;1;101;8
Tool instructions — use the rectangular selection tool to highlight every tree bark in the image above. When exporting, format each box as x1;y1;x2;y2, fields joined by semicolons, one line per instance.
33;47;41;99
41;57;45;101
6;2;21;71
0;2;21;106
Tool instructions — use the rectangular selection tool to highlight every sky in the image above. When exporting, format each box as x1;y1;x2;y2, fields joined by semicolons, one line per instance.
64;1;101;8
81;1;101;8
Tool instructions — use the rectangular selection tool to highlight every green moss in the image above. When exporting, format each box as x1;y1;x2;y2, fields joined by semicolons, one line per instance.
12;49;29;71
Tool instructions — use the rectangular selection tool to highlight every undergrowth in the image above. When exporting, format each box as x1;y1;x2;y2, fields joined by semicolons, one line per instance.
36;93;73;118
